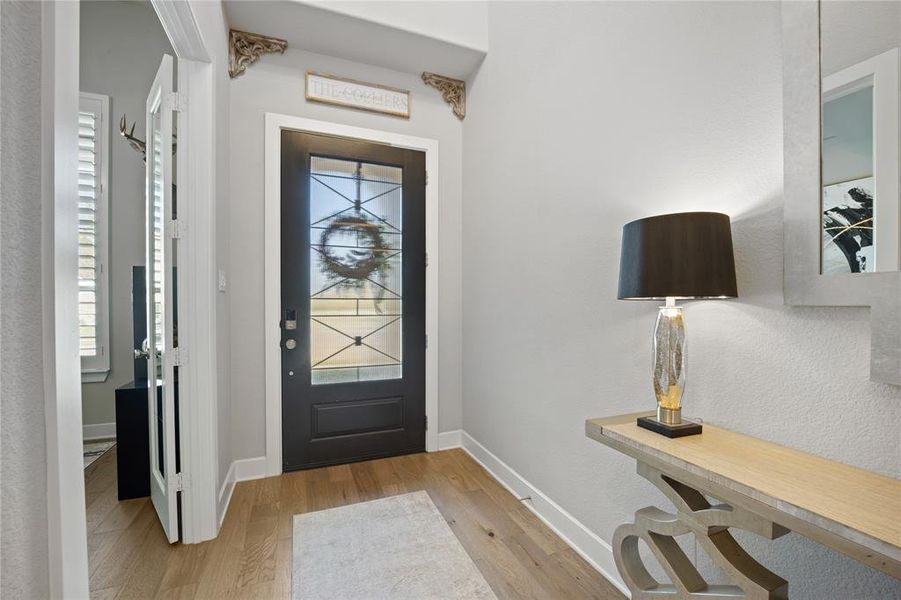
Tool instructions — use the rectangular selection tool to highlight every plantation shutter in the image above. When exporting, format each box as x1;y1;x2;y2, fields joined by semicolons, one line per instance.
78;107;100;357
78;92;110;380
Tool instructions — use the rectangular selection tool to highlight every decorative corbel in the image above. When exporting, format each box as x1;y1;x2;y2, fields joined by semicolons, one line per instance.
228;29;288;79
421;72;466;120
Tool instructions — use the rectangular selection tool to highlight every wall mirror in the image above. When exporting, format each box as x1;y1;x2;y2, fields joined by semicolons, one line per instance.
782;1;901;385
821;3;899;275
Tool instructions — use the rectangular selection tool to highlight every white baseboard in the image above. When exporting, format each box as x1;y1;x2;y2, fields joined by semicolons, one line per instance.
83;422;116;441
437;429;462;450
217;461;236;529
460;431;629;597
217;456;272;530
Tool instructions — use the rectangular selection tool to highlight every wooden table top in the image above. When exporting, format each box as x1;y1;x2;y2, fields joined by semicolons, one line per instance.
586;412;901;561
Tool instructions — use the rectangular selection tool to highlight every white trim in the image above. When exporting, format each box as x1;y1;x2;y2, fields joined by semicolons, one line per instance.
83;422;116;441
43;1;90;596
264;114;440;477
460;431;630;598
217;461;236;529
217;457;271;528
438;429;462;450
151;0;210;62
171;55;219;544
81;369;109;383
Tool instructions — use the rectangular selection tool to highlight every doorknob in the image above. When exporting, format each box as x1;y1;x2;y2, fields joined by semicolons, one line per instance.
134;338;151;359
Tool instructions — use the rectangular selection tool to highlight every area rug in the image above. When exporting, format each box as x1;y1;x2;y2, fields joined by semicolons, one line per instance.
83;440;116;469
293;490;497;600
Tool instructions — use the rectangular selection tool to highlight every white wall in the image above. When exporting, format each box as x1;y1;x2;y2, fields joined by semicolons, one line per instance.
228;48;464;461
462;2;901;598
79;0;174;428
0;1;50;596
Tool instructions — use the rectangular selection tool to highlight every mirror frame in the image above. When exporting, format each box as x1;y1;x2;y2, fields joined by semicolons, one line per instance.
782;0;901;385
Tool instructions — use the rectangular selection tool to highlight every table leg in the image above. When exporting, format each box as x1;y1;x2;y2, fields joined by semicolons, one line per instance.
613;462;790;599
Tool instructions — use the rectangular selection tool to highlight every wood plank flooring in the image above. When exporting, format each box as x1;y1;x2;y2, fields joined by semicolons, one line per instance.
86;446;625;599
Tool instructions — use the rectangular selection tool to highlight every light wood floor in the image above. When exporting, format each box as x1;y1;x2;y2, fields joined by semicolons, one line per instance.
86;446;624;599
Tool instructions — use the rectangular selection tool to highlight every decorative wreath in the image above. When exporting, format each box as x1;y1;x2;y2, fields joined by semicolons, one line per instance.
319;214;392;284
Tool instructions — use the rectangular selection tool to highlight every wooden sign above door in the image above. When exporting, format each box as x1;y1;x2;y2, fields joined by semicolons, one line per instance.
305;71;411;119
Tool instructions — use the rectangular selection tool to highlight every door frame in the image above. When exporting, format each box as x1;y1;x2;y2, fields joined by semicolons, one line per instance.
264;113;440;476
43;1;221;594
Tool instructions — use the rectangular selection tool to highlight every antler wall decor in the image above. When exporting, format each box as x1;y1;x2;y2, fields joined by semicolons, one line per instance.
119;115;147;157
421;72;466;120
228;29;288;79
119;114;176;162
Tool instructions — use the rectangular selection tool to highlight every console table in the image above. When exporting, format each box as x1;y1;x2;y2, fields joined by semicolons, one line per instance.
586;412;901;599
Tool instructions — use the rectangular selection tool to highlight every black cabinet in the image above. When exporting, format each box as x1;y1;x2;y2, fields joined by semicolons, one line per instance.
114;379;151;500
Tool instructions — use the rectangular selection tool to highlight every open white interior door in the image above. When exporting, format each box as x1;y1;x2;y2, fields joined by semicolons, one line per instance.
145;54;179;543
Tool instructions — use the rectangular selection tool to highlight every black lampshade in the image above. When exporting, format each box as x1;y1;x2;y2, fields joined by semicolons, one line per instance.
617;212;738;300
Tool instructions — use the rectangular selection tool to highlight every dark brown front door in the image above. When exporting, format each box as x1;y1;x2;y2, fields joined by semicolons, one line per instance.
280;131;426;471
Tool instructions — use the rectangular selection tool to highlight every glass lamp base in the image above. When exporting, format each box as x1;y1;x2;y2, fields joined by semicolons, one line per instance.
637;415;702;438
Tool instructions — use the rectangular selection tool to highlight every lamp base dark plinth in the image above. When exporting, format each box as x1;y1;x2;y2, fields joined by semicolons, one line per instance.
637;416;702;438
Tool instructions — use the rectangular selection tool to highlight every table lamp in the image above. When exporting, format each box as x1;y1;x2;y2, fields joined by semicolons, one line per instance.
617;212;738;437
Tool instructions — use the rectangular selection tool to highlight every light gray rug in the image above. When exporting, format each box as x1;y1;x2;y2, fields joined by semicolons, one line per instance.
293;490;497;600
83;440;115;468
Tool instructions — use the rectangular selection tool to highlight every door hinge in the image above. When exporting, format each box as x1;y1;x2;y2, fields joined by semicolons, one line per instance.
425;334;428;349
168;219;186;239
425;171;428;186
424;415;428;431
167;91;187;112
173;472;187;492
172;347;187;366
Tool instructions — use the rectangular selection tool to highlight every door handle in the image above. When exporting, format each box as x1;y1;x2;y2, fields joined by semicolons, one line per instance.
134;338;151;359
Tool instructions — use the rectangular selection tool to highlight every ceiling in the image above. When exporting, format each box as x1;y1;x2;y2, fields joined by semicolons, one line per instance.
223;0;487;80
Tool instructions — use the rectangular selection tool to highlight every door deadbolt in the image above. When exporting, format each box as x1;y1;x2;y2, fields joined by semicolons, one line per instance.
284;338;297;350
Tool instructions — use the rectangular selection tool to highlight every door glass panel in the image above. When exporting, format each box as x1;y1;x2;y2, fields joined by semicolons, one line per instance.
309;156;403;385
148;106;166;477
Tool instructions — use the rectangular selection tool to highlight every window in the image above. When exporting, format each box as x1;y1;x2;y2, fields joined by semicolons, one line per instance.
309;156;404;384
78;92;110;382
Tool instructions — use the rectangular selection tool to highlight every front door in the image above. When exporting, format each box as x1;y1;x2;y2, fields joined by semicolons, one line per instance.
281;131;426;471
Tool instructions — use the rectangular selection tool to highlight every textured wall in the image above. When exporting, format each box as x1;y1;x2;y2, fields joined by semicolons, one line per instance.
227;48;464;461
0;1;51;597
79;0;174;427
461;2;901;598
